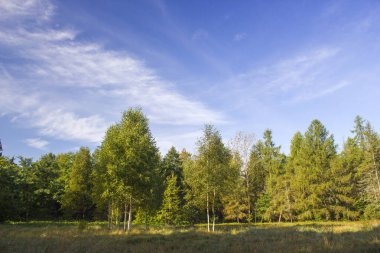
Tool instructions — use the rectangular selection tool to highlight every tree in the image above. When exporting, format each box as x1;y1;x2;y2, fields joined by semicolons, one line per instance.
274;132;303;222
54;152;75;216
94;108;160;231
222;176;248;223
360;122;380;218
61;147;94;219
162;147;184;183
32;153;62;219
248;129;284;222
16;156;37;220
0;156;20;221
158;173;182;225
185;125;233;232
228;132;254;221
291;120;337;220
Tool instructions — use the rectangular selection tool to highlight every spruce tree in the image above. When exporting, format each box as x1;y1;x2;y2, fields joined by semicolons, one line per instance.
159;173;182;225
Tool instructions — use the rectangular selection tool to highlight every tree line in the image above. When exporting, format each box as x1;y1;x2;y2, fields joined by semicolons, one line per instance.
1;108;379;231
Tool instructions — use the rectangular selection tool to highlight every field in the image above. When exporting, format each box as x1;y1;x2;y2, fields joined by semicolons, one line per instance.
0;221;379;253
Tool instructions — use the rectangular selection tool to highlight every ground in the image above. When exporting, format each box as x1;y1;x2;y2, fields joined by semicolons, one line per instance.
0;221;379;253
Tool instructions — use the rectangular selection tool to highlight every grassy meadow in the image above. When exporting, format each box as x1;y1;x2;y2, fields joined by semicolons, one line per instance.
0;221;379;253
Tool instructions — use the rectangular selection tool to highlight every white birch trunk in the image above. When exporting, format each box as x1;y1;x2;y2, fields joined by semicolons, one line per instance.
206;190;210;232
212;189;216;232
127;195;132;231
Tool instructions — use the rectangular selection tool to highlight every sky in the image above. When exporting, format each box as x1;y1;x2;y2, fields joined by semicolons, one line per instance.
1;0;380;159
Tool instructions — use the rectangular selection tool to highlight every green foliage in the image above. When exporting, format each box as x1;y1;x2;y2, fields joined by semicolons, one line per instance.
222;177;248;222
93;108;160;229
1;111;380;224
162;147;184;183
61;147;94;219
0;157;20;221
184;125;233;230
158;173;183;225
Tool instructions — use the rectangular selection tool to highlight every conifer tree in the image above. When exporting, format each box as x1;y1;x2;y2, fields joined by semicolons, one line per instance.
292;120;336;220
162;147;184;183
249;129;283;221
360;122;380;218
159;173;182;225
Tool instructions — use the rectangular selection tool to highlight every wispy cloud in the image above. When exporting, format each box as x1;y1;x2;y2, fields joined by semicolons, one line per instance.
24;138;49;149
0;75;107;142
0;0;224;144
289;81;348;104
228;47;343;103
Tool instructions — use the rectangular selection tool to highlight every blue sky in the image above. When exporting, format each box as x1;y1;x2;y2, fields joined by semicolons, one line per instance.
1;0;380;159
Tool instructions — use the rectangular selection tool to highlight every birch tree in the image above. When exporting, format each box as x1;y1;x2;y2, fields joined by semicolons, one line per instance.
94;108;160;231
186;125;232;232
228;132;254;221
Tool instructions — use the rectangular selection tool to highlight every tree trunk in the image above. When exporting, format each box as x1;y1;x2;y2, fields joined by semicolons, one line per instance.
206;190;210;232
246;172;251;222
123;200;127;232
110;199;114;230
278;210;282;223
212;189;216;232
116;207;119;230
127;195;132;231
372;152;380;195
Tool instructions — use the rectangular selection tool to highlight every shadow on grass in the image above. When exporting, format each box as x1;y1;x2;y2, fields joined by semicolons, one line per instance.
0;222;379;253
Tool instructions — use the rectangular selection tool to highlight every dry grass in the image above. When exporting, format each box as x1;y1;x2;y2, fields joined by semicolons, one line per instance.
0;221;379;253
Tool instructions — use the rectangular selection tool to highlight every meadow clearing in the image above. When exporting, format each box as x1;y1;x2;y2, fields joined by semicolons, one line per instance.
0;220;379;253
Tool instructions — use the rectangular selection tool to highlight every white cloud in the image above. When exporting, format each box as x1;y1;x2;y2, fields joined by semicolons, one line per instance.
0;0;54;21
0;0;224;145
24;138;49;149
0;76;108;143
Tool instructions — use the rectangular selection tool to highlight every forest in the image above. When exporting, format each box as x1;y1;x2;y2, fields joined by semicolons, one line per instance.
1;108;379;232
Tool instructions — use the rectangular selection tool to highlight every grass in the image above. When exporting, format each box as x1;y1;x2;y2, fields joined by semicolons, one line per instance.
0;220;379;252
